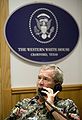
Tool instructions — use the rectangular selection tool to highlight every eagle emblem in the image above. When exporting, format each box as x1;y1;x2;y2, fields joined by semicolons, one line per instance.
34;13;54;39
29;8;58;43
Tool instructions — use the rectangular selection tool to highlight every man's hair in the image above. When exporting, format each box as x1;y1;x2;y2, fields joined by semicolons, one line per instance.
40;64;63;84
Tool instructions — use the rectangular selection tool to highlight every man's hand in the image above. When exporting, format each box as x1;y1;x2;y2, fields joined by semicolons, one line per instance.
41;87;59;105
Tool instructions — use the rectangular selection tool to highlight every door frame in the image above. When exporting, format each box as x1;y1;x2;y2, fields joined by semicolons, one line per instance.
0;0;11;119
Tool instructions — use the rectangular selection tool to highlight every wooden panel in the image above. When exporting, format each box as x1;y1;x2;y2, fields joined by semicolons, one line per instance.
11;84;82;119
11;87;36;108
79;89;82;120
0;0;11;119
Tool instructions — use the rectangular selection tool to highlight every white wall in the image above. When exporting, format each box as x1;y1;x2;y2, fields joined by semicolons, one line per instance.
9;0;82;88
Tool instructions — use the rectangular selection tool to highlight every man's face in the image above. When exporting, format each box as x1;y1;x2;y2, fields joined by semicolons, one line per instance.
37;69;55;89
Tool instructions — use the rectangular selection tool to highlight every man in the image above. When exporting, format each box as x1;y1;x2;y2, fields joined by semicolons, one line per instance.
6;64;80;120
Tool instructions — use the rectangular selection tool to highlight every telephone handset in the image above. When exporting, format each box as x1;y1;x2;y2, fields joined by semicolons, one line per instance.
53;83;62;92
38;83;62;97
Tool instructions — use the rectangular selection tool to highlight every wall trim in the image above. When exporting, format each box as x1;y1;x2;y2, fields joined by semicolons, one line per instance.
12;87;36;94
11;84;82;94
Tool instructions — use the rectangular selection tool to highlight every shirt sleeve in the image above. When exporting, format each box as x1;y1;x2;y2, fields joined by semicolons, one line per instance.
64;99;80;120
5;98;31;120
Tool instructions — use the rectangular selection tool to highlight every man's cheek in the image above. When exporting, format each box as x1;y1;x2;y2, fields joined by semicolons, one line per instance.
43;83;49;87
44;83;52;88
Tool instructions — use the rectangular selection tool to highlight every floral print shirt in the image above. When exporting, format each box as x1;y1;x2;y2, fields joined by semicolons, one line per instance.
6;96;80;120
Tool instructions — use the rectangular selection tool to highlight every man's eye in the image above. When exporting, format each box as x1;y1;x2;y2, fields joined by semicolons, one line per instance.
44;78;48;80
38;76;41;79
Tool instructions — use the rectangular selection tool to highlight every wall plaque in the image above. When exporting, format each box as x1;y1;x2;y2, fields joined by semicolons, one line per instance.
5;3;79;64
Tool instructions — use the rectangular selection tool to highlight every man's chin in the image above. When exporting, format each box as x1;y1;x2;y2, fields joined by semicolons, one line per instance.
37;86;43;89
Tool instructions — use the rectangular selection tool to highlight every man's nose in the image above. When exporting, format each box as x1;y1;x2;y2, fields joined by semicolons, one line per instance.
39;78;44;84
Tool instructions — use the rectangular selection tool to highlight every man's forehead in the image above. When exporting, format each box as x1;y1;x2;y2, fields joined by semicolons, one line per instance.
39;69;54;75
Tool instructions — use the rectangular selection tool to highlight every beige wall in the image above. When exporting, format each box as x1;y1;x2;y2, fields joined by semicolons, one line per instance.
9;0;82;88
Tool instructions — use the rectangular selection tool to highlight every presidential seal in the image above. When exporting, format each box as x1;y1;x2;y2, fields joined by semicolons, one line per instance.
29;8;58;44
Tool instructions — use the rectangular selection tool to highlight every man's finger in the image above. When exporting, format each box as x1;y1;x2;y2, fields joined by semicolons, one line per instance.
53;91;60;97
